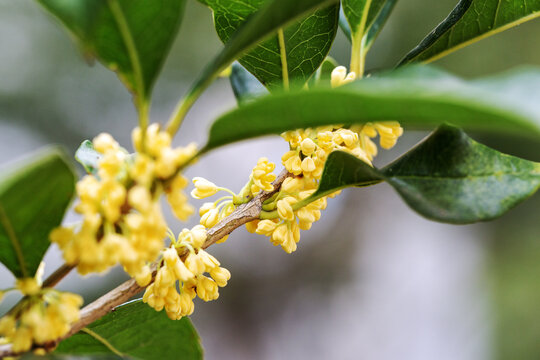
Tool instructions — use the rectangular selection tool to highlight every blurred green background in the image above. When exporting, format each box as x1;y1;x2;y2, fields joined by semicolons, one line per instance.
1;0;540;359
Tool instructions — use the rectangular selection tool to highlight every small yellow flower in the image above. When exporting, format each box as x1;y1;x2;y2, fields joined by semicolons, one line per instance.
277;197;297;221
143;225;229;320
250;157;276;194
331;66;356;88
191;177;220;199
0;288;83;353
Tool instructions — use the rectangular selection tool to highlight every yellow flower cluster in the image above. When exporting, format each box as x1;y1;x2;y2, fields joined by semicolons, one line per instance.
191;157;279;244
246;175;327;253
244;67;403;254
50;124;197;284
190;177;234;243
250;157;276;194
0;268;83;353
143;226;230;320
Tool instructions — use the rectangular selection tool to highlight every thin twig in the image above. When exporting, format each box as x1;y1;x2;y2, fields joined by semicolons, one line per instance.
43;263;76;288
0;170;291;358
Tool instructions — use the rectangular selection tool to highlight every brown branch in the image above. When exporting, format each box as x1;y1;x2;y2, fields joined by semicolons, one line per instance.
0;169;291;358
203;169;290;249
43;263;76;288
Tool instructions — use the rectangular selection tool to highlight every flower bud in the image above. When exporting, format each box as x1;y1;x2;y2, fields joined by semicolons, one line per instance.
191;177;219;199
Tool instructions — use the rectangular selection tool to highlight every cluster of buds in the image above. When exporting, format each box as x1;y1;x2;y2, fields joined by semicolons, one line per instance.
246;176;328;253
50;124;197;284
239;67;404;253
0;266;83;353
143;226;231;320
191;158;279;244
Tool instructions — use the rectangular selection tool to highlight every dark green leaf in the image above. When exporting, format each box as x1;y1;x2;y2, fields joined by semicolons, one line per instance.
202;65;540;152
382;125;540;223
37;0;186;107
230;62;268;105
75;141;102;175
309;126;540;224
364;0;398;49
181;0;340;105
340;0;397;49
342;0;386;37
311;152;383;199
307;56;339;87
55;300;202;360
198;0;339;90
399;0;540;65
0;148;75;278
338;9;352;41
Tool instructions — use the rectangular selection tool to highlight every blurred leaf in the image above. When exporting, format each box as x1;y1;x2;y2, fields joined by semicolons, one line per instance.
202;66;540;152
23;354;118;359
399;0;540;65
55;300;202;360
0;148;75;278
309;125;540;224
198;0;339;90
230;62;268;105
75;141;102;175
37;0;186;108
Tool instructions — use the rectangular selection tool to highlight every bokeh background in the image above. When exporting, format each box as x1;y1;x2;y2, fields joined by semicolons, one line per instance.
1;0;540;359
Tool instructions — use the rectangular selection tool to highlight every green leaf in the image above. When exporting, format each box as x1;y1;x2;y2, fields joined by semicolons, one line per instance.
310;125;540;224
342;0;387;38
198;0;339;90
311;152;383;199
307;56;339;88
338;10;352;41
23;354;118;359
37;0;186;108
166;0;340;135
340;0;398;56
364;0;398;49
230;62;268;105
399;0;540;65
202;65;540;152
55;300;202;360
75;140;102;175
0;148;76;278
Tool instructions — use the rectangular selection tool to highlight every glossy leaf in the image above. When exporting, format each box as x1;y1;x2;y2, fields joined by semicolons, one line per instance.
342;0;386;37
75;140;102;175
55;300;202;360
230;62;268;105
37;0;186;107
189;0;339;93
167;0;340;135
308;56;339;87
0;148;75;278
202;66;540;152
310;126;540;224
199;0;339;90
340;0;398;49
312;152;383;198
364;0;398;48
399;0;540;65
